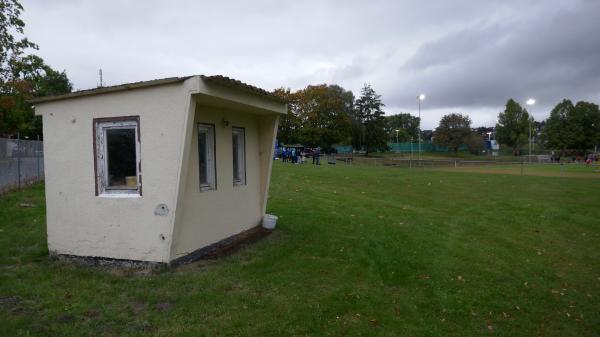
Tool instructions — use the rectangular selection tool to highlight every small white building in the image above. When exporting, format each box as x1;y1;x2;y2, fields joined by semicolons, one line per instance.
32;75;286;266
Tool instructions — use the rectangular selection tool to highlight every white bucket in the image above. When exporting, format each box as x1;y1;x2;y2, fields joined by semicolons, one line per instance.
262;214;278;230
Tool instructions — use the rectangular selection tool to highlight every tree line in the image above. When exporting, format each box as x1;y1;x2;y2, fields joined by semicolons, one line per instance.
273;83;392;156
273;83;425;156
495;99;600;155
273;82;488;156
0;0;72;138
274;81;600;156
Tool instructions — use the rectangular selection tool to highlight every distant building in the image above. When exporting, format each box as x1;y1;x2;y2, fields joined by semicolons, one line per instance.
485;139;500;151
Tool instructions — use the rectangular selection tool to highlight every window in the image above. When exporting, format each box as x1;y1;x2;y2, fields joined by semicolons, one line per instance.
198;123;216;191
94;117;141;196
232;127;246;186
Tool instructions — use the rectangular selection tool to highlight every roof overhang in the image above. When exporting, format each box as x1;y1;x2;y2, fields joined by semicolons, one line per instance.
29;74;287;116
29;77;192;104
196;76;287;115
29;74;286;106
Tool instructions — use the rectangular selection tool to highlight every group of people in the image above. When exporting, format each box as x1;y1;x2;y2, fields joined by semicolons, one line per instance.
584;153;599;164
278;146;321;165
550;152;599;164
280;147;302;164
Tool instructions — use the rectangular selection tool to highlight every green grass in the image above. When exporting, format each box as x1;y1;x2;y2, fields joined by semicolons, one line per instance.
1;163;599;336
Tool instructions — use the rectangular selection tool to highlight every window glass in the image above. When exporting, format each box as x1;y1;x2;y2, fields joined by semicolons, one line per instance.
94;118;140;196
198;124;216;191
232;127;245;185
198;132;208;185
106;128;137;188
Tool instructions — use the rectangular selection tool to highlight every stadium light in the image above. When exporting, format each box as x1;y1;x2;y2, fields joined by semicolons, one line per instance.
525;98;536;161
416;94;426;161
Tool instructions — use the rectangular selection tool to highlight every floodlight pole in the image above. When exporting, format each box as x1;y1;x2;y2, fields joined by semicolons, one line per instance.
417;95;424;161
418;98;421;161
526;98;535;163
528;118;532;162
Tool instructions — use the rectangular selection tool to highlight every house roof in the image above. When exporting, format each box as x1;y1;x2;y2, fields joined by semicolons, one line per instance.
29;75;285;104
200;75;284;103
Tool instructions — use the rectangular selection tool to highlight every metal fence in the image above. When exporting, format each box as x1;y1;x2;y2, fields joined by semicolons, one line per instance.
0;137;44;194
348;156;545;168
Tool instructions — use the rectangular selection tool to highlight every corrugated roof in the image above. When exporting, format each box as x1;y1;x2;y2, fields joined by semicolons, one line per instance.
200;75;285;103
29;76;192;104
29;75;285;104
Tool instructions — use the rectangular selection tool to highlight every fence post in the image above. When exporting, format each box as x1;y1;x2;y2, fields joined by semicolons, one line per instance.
520;156;524;176
17;132;22;189
36;135;40;180
454;160;457;168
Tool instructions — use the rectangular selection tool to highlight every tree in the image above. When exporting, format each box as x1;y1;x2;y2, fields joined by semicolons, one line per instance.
0;0;72;137
542;99;600;154
543;99;575;154
0;55;72;138
432;113;472;152
1;0;38;91
295;84;354;148
465;132;485;155
272;87;302;145
350;116;365;150
496;99;531;155
274;84;354;148
385;113;420;142
572;101;600;152
354;84;387;156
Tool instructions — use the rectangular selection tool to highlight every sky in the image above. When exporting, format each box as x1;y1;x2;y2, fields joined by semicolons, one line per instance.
21;0;600;129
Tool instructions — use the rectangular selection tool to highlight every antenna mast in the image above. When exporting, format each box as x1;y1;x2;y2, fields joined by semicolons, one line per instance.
98;69;104;87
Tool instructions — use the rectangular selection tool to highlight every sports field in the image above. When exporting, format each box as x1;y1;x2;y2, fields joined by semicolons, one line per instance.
1;162;599;336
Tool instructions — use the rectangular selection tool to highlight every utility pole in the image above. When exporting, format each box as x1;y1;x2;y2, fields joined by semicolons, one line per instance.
17;132;21;189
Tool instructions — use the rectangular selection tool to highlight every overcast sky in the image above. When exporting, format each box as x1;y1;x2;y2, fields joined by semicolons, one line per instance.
21;0;600;128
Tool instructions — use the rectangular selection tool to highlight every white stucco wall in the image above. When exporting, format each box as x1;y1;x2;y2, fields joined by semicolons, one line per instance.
37;75;284;264
39;80;197;262
170;106;276;259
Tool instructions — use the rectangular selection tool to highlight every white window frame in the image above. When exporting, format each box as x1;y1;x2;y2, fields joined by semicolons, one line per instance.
232;127;246;186
198;123;216;191
94;117;141;197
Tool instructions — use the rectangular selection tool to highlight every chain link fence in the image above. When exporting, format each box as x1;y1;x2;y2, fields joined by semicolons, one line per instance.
333;154;599;177
0;137;44;194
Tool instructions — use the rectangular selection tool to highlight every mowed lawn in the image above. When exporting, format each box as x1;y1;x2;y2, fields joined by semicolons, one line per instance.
1;163;599;336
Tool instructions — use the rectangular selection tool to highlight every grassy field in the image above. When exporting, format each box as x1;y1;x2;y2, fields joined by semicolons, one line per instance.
1;163;599;336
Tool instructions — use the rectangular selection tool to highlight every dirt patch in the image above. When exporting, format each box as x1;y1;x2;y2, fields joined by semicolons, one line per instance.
154;302;173;312
83;309;101;319
57;314;75;323
130;302;148;315
0;296;21;306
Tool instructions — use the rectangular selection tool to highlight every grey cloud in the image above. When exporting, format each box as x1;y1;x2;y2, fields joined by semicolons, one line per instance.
391;0;600;118
19;0;600;128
